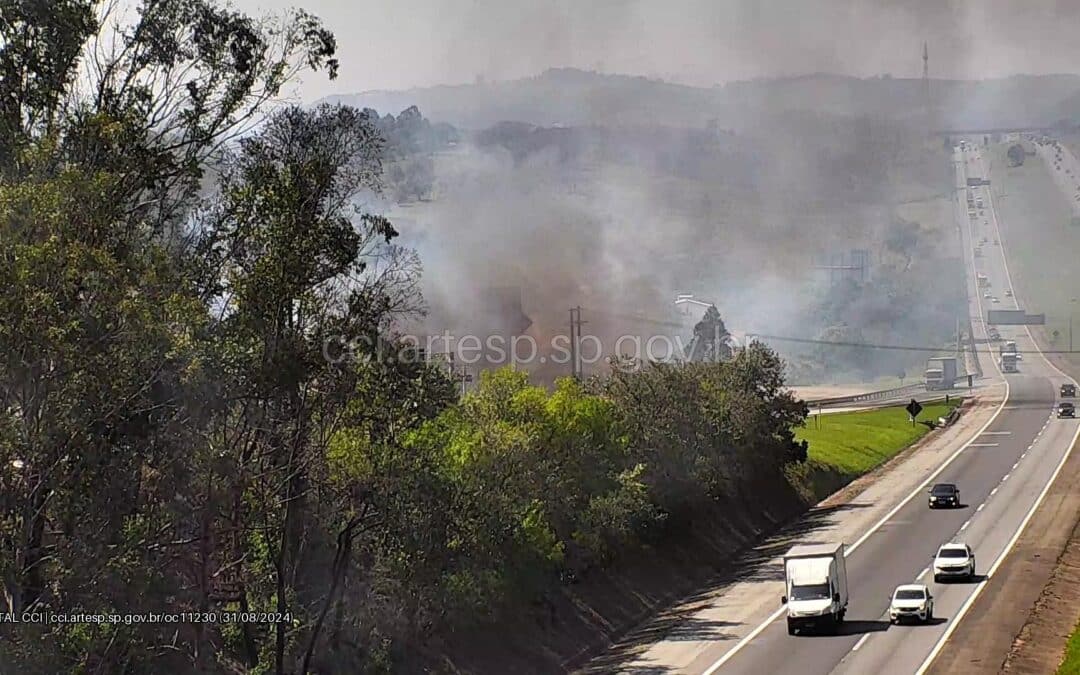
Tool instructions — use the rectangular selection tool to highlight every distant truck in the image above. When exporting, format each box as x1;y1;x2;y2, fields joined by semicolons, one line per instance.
925;356;958;391
1000;340;1017;357
782;543;849;635
1001;352;1018;373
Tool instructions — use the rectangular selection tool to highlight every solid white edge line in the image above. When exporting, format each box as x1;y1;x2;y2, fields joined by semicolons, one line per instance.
852;634;871;652
701;146;1013;675
699;382;1011;674
914;422;1080;675
703;147;1071;675
990;487;998;495
976;504;985;512
914;146;1080;675
960;520;970;531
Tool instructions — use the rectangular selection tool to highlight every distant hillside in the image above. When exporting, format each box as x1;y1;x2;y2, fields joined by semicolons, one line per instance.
320;68;1080;131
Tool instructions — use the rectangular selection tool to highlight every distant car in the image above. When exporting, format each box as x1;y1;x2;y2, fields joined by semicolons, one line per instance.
1062;384;1076;397
929;483;960;508
983;291;992;299
991;297;1000;303
1059;402;1076;418
889;584;934;624
1005;289;1012;297
933;543;975;582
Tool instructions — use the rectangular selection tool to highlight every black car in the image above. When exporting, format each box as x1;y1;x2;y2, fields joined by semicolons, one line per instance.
1059;402;1076;419
1062;384;1077;398
928;483;960;509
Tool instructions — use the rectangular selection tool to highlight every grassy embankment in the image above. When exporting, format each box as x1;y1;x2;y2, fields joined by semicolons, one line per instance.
1060;623;1080;675
790;399;963;498
989;143;1080;374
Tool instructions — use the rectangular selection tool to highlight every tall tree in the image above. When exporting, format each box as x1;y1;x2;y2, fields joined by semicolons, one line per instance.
204;103;426;672
0;1;340;671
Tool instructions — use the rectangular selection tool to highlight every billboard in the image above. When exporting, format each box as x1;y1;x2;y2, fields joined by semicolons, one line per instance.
987;310;1045;325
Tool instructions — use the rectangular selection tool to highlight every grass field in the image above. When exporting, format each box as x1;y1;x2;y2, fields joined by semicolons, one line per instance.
989;144;1080;374
1059;621;1080;675
795;399;963;477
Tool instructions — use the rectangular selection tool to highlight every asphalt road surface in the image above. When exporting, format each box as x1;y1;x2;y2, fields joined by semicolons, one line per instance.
587;141;1078;675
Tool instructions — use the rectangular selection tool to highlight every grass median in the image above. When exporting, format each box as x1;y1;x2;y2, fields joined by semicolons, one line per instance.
794;395;963;494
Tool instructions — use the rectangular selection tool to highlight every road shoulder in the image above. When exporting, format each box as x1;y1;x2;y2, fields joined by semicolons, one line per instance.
577;389;1003;674
925;431;1080;675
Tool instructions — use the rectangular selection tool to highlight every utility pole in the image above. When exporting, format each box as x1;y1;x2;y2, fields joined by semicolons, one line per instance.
1072;299;1077;353
455;363;473;396
439;352;472;396
923;41;931;135
569;307;587;379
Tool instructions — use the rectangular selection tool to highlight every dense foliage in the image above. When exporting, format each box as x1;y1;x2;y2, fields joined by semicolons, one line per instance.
0;2;809;673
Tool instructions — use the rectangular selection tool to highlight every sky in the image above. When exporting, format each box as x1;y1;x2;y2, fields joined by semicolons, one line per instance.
228;0;1080;102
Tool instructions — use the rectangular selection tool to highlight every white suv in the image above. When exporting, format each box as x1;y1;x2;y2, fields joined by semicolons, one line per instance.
889;584;934;624
933;543;975;582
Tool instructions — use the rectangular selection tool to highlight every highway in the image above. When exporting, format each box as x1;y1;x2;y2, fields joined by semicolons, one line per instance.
582;142;1078;675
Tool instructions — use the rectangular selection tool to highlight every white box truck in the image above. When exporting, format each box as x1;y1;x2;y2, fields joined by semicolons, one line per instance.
781;543;849;635
924;356;958;391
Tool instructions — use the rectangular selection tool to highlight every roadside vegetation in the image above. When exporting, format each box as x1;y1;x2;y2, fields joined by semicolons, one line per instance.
0;2;980;673
1060;619;1080;675
797;399;963;476
0;2;813;672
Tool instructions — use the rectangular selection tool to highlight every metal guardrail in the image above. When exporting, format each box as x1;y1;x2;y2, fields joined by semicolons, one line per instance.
803;382;928;406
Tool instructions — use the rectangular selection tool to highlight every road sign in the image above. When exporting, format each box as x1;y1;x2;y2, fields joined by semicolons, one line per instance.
906;399;923;419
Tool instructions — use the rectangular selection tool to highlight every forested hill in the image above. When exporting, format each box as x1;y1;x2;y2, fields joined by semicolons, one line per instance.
323;68;1080;130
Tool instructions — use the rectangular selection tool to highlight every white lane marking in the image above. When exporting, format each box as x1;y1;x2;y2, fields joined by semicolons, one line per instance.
968;443;999;447
991;487;998;495
916;422;1080;675
852;634;871;652
918;155;1080;674
960;519;970;531
982;431;1012;435
977;504;985;512
1003;473;1010;481
699;377;1012;675
1013;462;1019;469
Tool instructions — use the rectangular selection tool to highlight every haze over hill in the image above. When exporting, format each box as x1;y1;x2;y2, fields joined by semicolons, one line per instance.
322;68;1080;131
350;70;978;384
